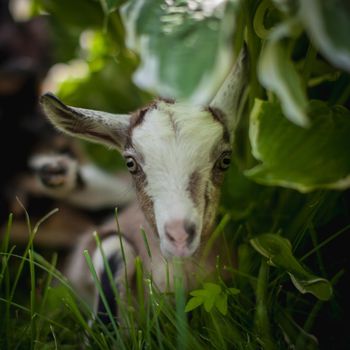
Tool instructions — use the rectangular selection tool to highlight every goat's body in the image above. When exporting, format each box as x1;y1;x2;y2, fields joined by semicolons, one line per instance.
66;201;228;310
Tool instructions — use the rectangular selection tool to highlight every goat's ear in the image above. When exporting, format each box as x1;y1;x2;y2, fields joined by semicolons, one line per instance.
40;93;131;152
209;45;249;134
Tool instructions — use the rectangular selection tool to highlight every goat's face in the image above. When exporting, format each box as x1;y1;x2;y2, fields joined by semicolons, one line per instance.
41;48;248;258
125;101;231;257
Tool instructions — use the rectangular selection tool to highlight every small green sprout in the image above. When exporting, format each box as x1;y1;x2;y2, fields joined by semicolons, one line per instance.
185;283;240;315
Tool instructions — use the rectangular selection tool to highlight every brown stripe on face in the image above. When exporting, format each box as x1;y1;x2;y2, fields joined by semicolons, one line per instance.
129;100;158;130
158;97;175;104
158;98;176;132
168;111;177;134
202;182;215;237
133;170;158;236
206;106;231;143
187;171;201;207
203;184;210;216
125;101;158;150
202;178;222;237
211;165;226;187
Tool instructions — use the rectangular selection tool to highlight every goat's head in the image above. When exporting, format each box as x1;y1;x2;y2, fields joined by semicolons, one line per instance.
40;48;248;258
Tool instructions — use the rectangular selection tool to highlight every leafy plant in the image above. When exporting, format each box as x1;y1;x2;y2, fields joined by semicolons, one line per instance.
250;233;332;300
185;282;240;315
3;0;350;349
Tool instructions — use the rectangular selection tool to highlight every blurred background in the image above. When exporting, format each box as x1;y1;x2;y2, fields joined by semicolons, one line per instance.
1;0;350;349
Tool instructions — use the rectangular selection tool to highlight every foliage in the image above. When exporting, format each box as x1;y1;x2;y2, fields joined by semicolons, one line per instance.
185;282;240;315
246;100;350;191
2;0;350;349
120;0;238;102
250;233;332;300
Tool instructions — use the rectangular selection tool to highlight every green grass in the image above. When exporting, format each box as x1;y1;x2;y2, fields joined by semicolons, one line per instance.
0;183;349;349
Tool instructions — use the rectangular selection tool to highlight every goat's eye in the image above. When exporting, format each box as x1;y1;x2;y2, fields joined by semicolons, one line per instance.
125;157;138;174
217;152;232;171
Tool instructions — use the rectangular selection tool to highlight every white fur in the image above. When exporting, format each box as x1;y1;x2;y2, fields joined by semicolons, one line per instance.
130;102;223;256
92;235;126;275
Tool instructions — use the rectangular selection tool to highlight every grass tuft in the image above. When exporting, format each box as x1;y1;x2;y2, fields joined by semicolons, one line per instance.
1;187;349;349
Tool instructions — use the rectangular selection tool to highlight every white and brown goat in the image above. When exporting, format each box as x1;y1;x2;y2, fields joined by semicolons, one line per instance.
40;48;248;322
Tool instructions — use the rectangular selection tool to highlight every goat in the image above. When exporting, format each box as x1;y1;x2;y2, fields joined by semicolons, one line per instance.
0;2;133;250
10;135;135;249
40;47;248;323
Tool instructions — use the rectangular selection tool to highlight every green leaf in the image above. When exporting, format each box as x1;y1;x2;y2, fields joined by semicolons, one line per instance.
250;233;333;300
203;294;216;312
245;99;350;192
185;296;204;313
120;0;238;102
215;293;228;315
190;289;210;297
300;0;350;73
186;283;239;314
228;288;240;295
203;283;221;296
258;32;309;127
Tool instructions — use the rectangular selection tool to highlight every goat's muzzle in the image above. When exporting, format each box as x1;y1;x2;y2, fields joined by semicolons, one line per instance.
163;219;197;257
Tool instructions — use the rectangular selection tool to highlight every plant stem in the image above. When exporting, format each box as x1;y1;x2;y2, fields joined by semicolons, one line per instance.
302;44;317;88
255;259;276;350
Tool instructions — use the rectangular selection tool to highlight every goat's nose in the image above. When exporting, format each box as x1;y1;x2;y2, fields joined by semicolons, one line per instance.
164;219;196;247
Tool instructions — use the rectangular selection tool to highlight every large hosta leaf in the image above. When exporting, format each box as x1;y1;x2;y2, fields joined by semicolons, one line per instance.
120;0;237;102
300;0;350;73
250;234;333;301
245;99;350;192
257;18;309;127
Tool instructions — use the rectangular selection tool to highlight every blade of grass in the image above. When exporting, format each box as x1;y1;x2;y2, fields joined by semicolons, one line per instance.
0;297;76;332
140;227;152;259
1;213;13;252
36;252;58;342
135;256;145;321
93;231;133;346
301;223;350;262
83;249;125;349
209;313;227;350
0;246;15;286
114;209;131;299
28;249;37;350
2;250;103;347
254;259;276;350
9;206;58;304
1;214;14;350
114;209;138;343
149;292;165;350
49;325;58;350
173;259;188;350
202;214;230;261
